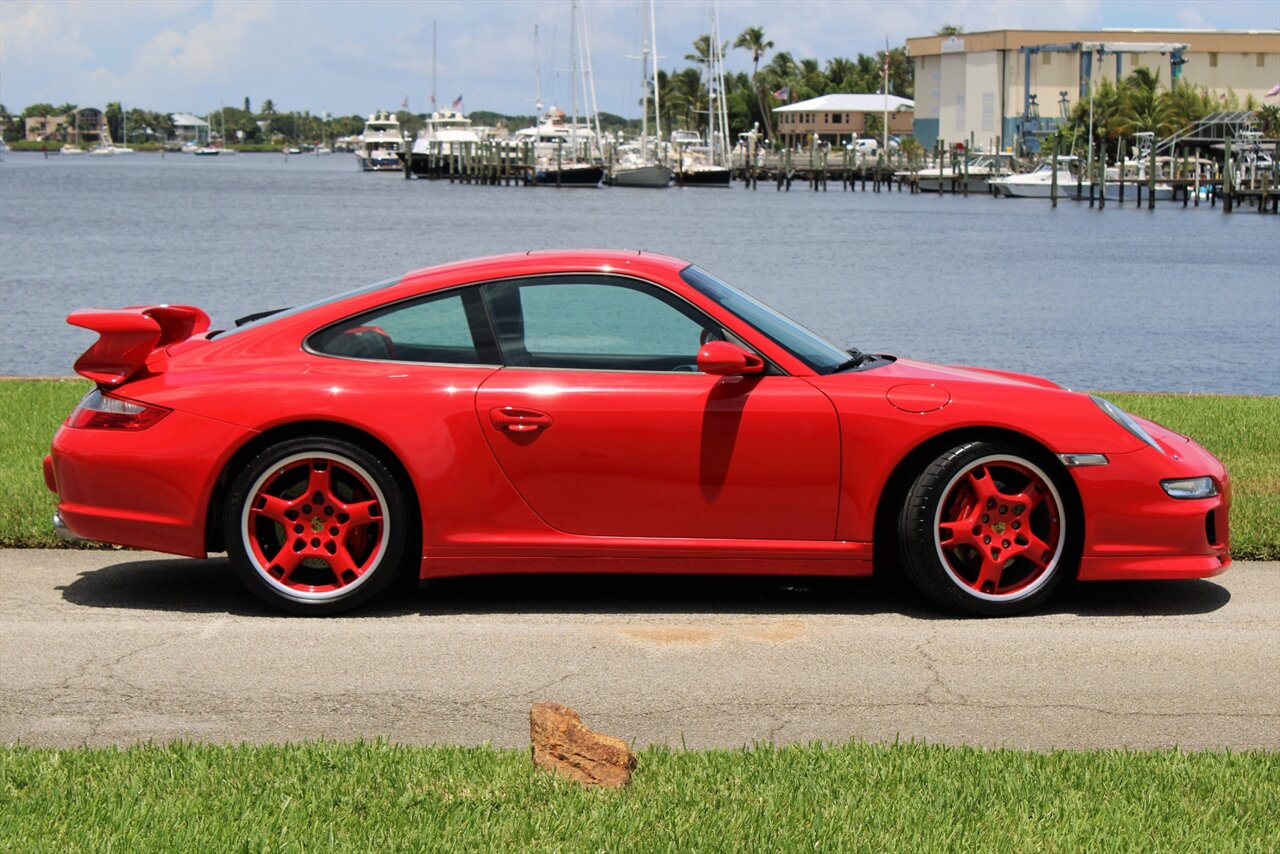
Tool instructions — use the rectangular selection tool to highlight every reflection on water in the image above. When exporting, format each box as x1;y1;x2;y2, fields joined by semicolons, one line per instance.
1;151;1277;393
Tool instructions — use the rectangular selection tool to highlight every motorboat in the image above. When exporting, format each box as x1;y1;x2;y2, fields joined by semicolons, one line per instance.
905;153;1014;193
1103;133;1172;200
355;110;406;172
989;160;1080;198
404;109;482;178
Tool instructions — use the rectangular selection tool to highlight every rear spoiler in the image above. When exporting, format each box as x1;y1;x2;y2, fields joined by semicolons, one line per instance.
67;304;210;386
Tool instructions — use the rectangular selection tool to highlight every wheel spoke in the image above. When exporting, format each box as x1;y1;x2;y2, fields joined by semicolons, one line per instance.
1006;486;1046;516
251;493;294;525
330;544;362;584
306;461;333;503
938;520;973;548
272;547;305;581
1016;533;1055;569
341;499;382;528
965;467;999;504
975;554;1004;591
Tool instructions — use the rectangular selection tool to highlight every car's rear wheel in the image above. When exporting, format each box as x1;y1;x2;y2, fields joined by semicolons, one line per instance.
898;441;1075;616
224;437;408;614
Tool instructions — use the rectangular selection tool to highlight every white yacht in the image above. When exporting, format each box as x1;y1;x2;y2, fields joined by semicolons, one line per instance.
989;160;1080;198
904;153;1013;193
405;110;482;178
355;110;406;172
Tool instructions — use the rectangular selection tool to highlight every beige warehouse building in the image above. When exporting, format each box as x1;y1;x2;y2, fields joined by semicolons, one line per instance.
906;29;1280;151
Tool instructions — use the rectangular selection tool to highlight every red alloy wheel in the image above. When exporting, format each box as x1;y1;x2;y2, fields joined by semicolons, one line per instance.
933;456;1064;599
241;451;389;598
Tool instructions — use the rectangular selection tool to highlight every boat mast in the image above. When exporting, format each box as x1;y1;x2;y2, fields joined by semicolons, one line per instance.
535;24;545;115
710;1;729;166
650;0;661;154
579;0;603;149
640;16;650;159
570;0;579;152
431;19;437;113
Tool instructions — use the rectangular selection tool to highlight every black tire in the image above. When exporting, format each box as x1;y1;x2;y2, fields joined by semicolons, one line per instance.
224;436;410;615
897;441;1078;616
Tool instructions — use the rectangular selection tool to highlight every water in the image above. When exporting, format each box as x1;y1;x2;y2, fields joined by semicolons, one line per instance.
1;151;1277;393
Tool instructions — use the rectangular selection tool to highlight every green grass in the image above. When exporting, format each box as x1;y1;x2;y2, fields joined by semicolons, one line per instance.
0;379;92;548
1;741;1277;851
2;380;1277;558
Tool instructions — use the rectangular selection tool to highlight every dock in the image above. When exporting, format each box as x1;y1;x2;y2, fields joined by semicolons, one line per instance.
394;136;1278;213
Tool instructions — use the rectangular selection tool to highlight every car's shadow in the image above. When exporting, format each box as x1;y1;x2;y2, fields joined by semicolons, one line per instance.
59;555;1233;619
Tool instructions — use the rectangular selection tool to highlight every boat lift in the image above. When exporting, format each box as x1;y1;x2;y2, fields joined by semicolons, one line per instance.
1017;41;1189;153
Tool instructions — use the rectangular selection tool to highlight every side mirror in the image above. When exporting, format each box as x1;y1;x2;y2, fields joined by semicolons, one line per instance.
697;341;765;376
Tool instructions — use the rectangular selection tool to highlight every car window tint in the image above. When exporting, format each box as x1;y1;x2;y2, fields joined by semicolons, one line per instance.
488;279;710;371
310;291;487;364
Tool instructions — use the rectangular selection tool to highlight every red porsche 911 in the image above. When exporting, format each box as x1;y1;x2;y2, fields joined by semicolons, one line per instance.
44;251;1230;616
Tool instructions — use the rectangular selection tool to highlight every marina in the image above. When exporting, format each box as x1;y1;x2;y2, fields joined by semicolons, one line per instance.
1;149;1276;395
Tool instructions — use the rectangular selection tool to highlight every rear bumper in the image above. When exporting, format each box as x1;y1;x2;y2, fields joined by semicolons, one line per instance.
1072;437;1231;581
47;410;253;557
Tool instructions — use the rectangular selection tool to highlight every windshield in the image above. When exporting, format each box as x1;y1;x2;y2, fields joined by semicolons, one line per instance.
211;277;401;339
680;265;852;373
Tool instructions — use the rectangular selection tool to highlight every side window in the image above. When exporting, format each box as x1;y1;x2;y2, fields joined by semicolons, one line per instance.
309;289;493;364
485;277;716;371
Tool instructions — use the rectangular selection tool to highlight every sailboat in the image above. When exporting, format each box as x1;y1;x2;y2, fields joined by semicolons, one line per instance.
677;3;731;186
610;0;673;188
522;1;604;187
89;106;135;156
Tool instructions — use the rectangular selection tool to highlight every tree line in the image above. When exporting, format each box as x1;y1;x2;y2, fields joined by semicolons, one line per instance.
1056;68;1280;160
1;25;909;147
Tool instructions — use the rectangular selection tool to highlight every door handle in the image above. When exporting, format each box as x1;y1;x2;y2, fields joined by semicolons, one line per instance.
489;406;554;433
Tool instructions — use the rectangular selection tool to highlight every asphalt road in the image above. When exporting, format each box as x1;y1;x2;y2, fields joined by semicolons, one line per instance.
2;549;1277;751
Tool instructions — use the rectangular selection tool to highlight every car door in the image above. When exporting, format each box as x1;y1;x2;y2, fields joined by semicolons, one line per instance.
473;274;840;541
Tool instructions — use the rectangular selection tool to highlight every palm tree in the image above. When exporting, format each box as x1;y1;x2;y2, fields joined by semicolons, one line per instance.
734;26;774;135
824;57;857;92
935;25;965;36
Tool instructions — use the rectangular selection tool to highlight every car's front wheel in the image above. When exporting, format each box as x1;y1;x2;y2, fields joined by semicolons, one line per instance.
898;441;1077;616
224;437;409;614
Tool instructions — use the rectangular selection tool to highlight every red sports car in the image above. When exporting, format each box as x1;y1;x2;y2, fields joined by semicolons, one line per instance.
44;251;1230;616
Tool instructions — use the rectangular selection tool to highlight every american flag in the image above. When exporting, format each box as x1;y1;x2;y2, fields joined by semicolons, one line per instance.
401;95;409;110
451;95;464;110
772;87;789;100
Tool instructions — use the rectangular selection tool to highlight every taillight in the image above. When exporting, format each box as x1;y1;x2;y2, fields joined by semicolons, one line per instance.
66;388;170;431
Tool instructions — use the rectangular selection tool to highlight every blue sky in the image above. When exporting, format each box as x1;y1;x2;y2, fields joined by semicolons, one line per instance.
2;0;1277;118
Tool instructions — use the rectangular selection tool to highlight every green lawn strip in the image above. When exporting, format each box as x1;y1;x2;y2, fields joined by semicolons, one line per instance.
0;379;92;548
2;380;1276;558
1;741;1276;851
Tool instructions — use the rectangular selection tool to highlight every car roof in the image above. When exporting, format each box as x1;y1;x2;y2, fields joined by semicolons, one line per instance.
396;249;692;293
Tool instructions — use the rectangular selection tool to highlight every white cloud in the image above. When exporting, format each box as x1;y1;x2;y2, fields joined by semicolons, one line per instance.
1175;6;1211;29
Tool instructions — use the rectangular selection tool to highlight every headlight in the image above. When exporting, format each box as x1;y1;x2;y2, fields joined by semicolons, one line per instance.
1161;477;1218;499
1090;395;1165;455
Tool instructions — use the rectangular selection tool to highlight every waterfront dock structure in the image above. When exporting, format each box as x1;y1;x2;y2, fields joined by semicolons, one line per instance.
394;133;1277;213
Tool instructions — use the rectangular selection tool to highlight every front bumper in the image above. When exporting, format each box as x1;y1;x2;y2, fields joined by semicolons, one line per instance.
1072;433;1230;581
